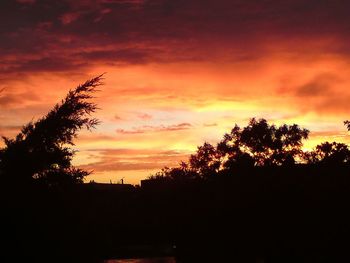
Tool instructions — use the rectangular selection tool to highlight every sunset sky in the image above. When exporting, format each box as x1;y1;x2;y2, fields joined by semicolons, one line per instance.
1;0;350;184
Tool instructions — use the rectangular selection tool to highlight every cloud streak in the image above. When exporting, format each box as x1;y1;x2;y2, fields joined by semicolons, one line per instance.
116;123;192;134
78;148;190;172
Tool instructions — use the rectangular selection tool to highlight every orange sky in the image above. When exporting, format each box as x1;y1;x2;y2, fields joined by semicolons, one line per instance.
1;0;350;184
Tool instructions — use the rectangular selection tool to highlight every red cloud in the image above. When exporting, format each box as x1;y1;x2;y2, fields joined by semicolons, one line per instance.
137;113;152;120
78;148;190;172
116;123;192;134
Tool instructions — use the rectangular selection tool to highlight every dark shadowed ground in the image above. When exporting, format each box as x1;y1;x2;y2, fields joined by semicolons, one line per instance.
3;164;350;262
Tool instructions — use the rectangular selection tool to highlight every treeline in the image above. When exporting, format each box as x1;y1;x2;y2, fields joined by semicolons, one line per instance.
150;118;350;180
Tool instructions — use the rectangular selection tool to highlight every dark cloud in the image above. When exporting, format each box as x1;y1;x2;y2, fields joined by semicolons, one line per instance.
0;90;40;107
315;95;350;115
8;57;86;73
16;0;36;4
297;82;330;97
76;48;153;64
0;94;18;107
278;73;350;115
295;74;337;97
1;0;350;77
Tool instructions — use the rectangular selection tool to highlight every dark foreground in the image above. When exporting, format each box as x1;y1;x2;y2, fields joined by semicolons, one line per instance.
105;257;176;263
3;165;350;262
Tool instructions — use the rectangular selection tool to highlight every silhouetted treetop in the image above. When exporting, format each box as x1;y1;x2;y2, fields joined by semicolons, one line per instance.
190;142;221;177
0;75;103;186
14;75;101;146
304;142;350;165
344;120;350;131
151;118;315;179
218;118;309;168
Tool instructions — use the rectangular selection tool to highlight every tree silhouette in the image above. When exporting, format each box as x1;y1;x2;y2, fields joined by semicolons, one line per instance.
149;161;197;181
218;118;309;168
189;142;221;177
0;75;102;186
217;124;252;170
151;118;310;179
304;142;350;165
344;120;350;131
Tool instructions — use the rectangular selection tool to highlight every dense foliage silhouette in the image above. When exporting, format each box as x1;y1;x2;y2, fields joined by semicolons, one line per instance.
150;118;350;180
0;75;102;186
